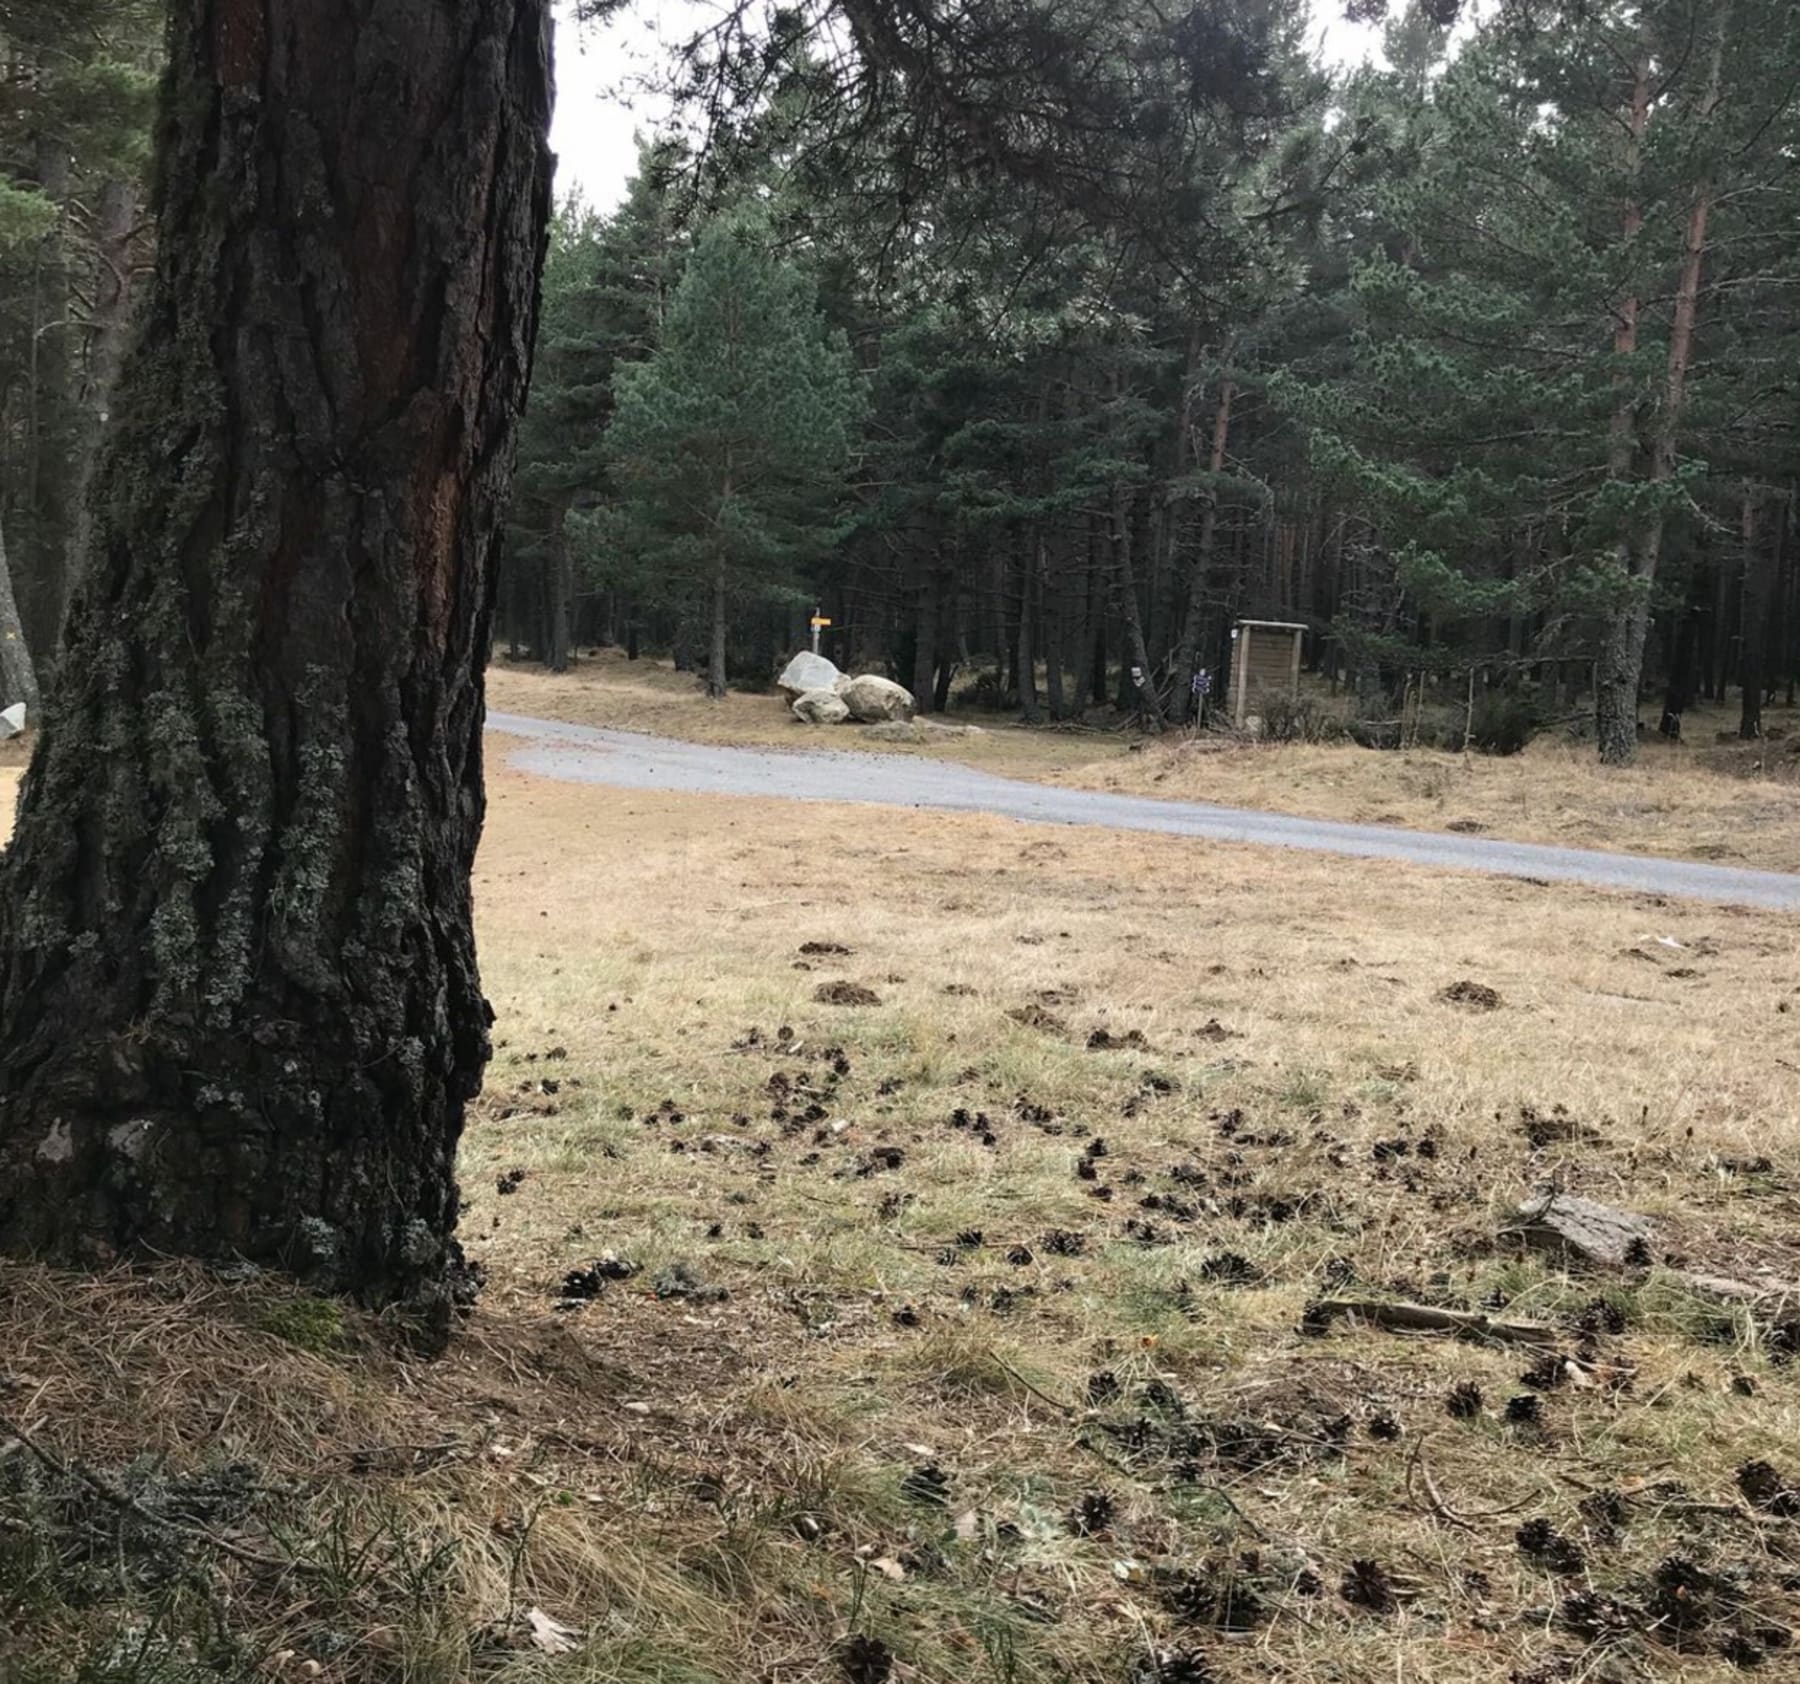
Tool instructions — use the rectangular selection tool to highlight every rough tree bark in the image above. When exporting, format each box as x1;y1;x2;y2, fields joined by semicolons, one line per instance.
0;0;554;1346
68;177;146;610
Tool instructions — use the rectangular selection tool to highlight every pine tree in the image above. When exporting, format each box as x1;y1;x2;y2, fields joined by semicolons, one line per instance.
607;215;858;699
0;0;159;664
505;143;686;665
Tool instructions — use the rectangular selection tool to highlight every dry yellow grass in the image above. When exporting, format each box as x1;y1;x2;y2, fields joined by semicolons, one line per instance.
1068;706;1800;875
488;653;1800;874
456;758;1799;1682
4;739;1799;1683
487;651;1131;777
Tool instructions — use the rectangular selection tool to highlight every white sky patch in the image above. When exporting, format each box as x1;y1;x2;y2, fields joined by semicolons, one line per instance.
549;2;1391;212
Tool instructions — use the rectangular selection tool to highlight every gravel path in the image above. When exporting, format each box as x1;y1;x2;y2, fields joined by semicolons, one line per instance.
487;711;1800;910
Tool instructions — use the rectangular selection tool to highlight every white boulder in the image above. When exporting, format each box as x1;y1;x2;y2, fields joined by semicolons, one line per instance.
792;688;851;725
836;674;917;723
0;702;24;740
777;651;842;697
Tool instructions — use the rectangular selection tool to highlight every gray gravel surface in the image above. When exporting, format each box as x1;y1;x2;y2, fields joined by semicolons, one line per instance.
487;710;1800;910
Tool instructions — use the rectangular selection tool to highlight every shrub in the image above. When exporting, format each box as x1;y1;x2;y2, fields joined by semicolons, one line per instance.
1256;693;1346;744
1465;690;1543;757
952;667;1012;712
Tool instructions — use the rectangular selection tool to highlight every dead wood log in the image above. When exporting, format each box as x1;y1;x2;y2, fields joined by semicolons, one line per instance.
1509;1192;1657;1267
1311;1299;1558;1345
1506;1192;1800;1309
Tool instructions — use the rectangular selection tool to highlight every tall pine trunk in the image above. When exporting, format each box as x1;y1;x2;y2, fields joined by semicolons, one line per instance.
546;495;574;674
1739;490;1769;740
1171;379;1233;724
1111;483;1164;730
707;549;729;699
0;0;553;1345
1595;51;1651;766
1597;16;1726;765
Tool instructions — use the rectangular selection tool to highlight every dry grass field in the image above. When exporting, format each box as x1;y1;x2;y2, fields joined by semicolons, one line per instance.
1073;719;1800;875
487;656;1128;779
4;740;1800;1684
488;655;1800;873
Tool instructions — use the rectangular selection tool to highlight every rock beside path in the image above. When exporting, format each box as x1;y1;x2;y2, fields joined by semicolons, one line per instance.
793;688;851;725
778;651;842;697
836;674;916;723
863;719;983;743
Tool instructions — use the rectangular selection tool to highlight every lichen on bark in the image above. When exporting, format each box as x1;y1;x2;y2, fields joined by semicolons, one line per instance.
0;0;554;1349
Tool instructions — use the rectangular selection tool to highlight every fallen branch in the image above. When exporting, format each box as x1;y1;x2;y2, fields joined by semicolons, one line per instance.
1407;1436;1535;1532
0;1410;313;1577
1310;1299;1558;1345
988;1353;1076;1416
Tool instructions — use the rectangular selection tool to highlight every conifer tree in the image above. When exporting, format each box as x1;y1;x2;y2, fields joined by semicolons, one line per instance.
506;143;686;665
607;216;857;698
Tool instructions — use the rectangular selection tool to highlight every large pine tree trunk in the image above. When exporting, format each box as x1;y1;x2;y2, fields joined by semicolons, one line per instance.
68;177;146;612
0;0;553;1346
1604;148;1718;762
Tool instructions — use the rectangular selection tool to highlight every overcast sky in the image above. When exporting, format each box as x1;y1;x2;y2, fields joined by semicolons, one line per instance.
548;2;1391;212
